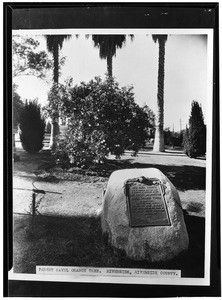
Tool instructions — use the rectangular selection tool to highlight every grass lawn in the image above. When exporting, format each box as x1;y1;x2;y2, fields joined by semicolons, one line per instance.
13;147;206;278
13;212;204;278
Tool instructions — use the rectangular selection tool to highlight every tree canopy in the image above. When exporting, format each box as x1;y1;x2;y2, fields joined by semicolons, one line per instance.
92;35;133;77
12;36;52;79
45;35;71;83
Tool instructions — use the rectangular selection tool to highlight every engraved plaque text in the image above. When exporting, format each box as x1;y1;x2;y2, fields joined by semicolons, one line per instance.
126;179;171;227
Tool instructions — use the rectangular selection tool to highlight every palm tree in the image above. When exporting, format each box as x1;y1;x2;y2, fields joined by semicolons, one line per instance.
92;35;132;77
152;34;168;152
45;34;71;149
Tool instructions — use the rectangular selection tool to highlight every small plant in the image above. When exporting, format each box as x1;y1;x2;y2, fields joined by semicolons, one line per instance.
19;100;46;153
186;201;203;213
26;189;45;234
28;192;44;217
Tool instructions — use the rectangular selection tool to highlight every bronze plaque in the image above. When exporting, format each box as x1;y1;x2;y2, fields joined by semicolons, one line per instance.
125;178;171;227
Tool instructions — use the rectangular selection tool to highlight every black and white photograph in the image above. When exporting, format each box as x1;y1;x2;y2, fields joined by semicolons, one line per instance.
5;3;220;297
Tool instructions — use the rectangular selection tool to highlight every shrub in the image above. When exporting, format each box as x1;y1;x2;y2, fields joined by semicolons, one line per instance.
54;127;109;168
183;101;206;158
19;100;45;153
53;77;150;166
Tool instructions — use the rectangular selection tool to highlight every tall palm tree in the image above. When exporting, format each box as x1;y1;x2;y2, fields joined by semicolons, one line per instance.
92;35;132;77
152;34;168;152
45;34;71;149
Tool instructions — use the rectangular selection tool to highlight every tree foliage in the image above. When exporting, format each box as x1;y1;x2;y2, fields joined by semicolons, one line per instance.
19;100;46;154
183;101;206;158
92;35;127;59
92;35;133;77
45;35;71;83
12;35;52;79
53;77;150;167
164;128;183;148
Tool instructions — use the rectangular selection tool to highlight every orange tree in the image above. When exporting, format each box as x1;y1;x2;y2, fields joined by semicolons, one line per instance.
52;77;151;167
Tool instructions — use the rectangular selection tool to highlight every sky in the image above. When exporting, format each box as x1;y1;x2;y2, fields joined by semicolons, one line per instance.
13;33;209;131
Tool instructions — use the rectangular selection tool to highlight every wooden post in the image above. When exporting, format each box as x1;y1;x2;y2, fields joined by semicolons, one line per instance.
32;192;36;217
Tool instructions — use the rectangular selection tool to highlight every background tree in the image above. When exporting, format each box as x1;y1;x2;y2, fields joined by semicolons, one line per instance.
164;128;183;148
142;105;156;140
12;35;52;79
13;84;24;129
45;34;71;149
92;35;133;78
152;34;168;152
183;101;206;158
12;84;24;161
19;100;46;154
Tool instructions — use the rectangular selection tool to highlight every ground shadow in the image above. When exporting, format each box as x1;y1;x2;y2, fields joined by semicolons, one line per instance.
126;150;187;158
108;159;206;191
14;149;206;191
13;212;204;278
127;148;206;160
14;149;55;171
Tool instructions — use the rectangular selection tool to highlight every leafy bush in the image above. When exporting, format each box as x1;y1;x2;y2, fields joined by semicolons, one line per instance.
183;101;206;158
19;100;45;153
54;128;109;168
53;77;150;166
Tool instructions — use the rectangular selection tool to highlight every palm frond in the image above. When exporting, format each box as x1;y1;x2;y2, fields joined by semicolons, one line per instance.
45;35;72;53
92;35;127;59
152;34;168;44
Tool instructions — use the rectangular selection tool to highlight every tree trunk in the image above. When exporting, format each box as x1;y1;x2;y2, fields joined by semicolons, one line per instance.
107;52;113;78
49;120;60;149
153;38;166;152
49;44;60;149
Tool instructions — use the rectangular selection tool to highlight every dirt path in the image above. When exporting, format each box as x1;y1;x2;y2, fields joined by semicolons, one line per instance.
13;177;105;217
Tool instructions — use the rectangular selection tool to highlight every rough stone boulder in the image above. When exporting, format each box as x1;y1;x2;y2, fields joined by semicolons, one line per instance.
101;168;189;262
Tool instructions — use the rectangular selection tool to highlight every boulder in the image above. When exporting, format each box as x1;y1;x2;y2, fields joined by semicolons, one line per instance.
101;168;189;262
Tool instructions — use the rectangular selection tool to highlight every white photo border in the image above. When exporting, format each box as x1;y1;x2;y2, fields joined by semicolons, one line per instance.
9;28;214;287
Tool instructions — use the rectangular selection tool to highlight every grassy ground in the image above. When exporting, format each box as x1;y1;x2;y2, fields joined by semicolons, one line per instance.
13;212;204;278
13;145;206;278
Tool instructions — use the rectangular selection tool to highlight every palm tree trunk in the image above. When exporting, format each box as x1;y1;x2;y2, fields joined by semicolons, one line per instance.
53;43;59;84
153;38;166;152
107;52;113;78
49;44;60;149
